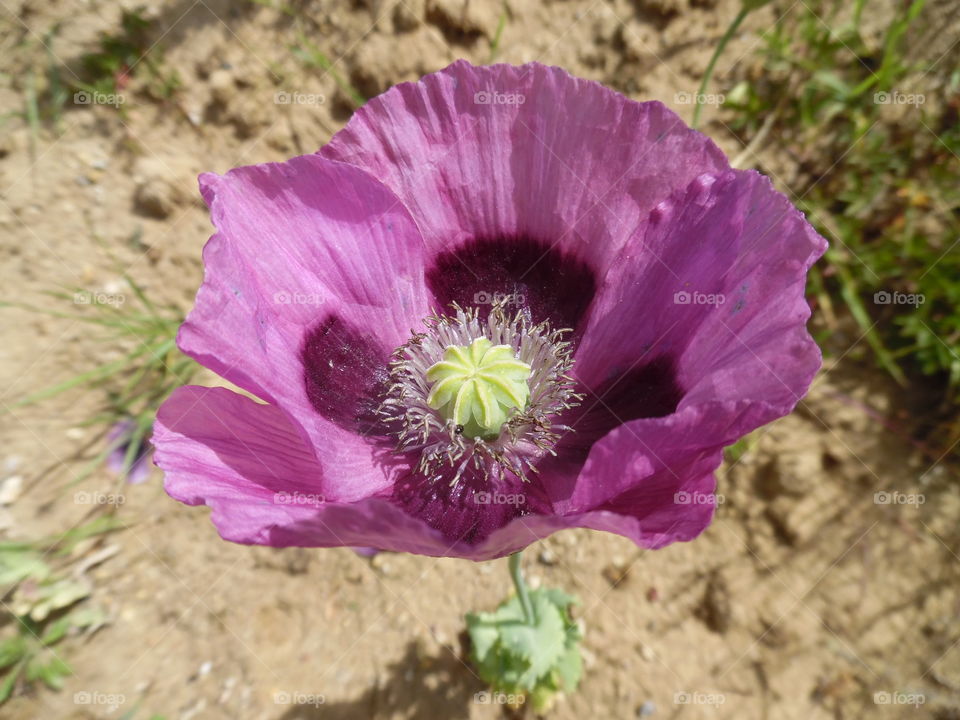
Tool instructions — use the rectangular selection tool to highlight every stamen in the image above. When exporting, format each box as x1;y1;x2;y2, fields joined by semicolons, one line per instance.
379;304;580;487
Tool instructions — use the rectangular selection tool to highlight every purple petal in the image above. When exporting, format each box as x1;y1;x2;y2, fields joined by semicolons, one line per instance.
177;155;430;501
547;170;825;536
425;235;598;331
576;170;825;422
350;546;380;558
106;420;152;484
321;60;728;323
154;385;515;558
391;462;553;546
300;316;391;436
154;384;717;557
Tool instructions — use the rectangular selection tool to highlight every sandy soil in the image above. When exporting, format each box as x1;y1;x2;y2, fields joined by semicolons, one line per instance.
1;0;958;718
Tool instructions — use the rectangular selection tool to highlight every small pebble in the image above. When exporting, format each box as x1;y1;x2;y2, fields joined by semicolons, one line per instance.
219;677;236;704
370;554;392;575
602;560;631;588
0;476;23;505
538;548;558;565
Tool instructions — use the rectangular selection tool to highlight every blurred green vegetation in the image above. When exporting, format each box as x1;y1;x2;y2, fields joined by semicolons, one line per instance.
77;9;182;103
11;8;181;139
1;229;199;488
0;518;121;703
711;0;958;445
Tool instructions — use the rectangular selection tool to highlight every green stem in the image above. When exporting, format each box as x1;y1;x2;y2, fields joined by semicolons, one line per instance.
692;6;749;129
509;551;535;625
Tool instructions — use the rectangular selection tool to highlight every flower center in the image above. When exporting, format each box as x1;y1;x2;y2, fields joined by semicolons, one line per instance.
380;305;580;486
425;337;532;439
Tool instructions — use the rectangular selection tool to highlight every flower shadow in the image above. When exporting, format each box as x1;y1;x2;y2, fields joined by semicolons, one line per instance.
274;638;487;720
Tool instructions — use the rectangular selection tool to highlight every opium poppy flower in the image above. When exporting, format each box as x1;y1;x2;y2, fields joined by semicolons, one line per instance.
153;61;826;560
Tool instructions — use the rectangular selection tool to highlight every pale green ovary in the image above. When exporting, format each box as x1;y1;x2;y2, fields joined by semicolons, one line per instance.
425;337;532;439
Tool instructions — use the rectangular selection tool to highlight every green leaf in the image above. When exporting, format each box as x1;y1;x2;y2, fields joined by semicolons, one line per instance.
40;617;72;646
465;613;499;662
554;645;583;691
467;586;583;705
0;637;28;669
25;653;71;690
0;659;25;703
13;578;91;621
67;607;108;633
0;549;50;585
499;594;566;683
40;606;108;646
541;588;579;611
834;262;907;385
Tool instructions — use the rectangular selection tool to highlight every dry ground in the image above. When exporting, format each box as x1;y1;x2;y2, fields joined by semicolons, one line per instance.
1;0;958;718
